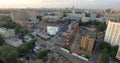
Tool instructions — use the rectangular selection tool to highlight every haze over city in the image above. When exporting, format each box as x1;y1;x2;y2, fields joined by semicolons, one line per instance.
0;0;120;63
0;0;120;8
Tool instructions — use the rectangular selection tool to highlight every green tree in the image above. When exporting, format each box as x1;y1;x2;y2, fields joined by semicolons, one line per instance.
110;45;119;59
16;39;36;53
0;35;4;46
85;12;90;17
96;14;101;18
0;46;19;63
101;53;109;63
37;16;42;21
96;23;106;32
63;14;67;17
38;50;48;59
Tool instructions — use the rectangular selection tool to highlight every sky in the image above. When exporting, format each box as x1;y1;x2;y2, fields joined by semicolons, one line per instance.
0;0;120;8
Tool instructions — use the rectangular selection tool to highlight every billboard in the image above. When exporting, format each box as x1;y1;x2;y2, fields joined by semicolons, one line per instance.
47;26;59;35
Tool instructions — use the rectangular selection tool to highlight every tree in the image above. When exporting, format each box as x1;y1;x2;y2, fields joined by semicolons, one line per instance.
38;50;48;59
85;12;90;17
100;41;120;62
0;46;19;63
110;45;119;59
0;35;4;46
16;39;36;53
101;53;109;63
96;14;101;18
37;16;42;21
63;14;67;17
96;23;106;32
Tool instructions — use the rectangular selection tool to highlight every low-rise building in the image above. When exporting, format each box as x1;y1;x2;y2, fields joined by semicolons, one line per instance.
67;13;85;19
5;37;23;47
81;17;102;23
42;16;60;24
0;28;15;38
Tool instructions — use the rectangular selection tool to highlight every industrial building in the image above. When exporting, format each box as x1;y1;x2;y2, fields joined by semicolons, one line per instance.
40;17;70;36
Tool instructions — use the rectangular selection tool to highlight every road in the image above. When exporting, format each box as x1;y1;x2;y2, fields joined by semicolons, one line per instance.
54;47;89;63
90;39;101;63
71;31;79;53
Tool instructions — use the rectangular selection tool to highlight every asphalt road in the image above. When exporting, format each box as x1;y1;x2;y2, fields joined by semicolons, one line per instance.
54;47;89;63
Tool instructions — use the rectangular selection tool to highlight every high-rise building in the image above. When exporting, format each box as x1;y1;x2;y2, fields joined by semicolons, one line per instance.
104;20;120;60
104;20;120;46
72;6;75;14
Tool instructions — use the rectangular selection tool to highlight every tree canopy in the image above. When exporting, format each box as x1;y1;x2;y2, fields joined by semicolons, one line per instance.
38;50;48;59
0;35;4;46
80;20;107;32
16;39;36;53
37;16;42;21
100;41;119;63
0;46;19;63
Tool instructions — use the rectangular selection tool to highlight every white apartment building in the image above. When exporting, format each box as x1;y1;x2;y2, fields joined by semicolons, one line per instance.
104;20;120;60
104;20;120;46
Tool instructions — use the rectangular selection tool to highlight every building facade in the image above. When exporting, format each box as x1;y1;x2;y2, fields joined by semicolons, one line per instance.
104;20;120;46
80;36;95;53
5;37;23;47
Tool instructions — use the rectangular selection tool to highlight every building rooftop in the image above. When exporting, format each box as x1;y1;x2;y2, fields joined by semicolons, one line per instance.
38;33;50;39
0;28;14;33
79;26;96;38
6;37;21;42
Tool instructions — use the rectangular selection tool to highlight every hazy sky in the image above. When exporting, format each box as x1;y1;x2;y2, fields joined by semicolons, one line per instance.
0;0;120;8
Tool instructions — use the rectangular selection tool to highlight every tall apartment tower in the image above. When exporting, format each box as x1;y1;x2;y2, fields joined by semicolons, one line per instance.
104;20;120;60
104;20;120;46
72;6;75;14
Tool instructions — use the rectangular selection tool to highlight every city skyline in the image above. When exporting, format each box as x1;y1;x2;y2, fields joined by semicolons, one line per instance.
0;0;120;8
